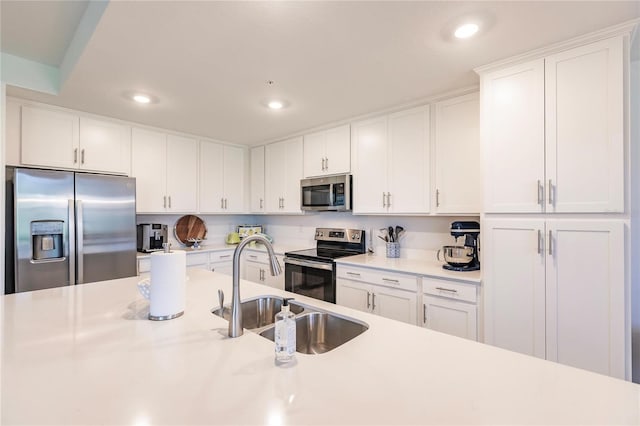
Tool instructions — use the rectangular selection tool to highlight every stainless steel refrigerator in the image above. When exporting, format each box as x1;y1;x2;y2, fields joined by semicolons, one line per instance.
5;168;137;293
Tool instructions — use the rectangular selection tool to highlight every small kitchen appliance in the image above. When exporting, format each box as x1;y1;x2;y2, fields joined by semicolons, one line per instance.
137;224;168;253
440;221;480;272
284;228;365;303
300;174;352;212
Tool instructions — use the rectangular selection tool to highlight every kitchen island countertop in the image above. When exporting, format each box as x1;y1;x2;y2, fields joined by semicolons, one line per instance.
2;269;638;425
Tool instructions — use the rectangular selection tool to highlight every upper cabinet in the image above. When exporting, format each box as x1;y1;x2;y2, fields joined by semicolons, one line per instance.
303;124;351;177
352;105;430;214
480;36;624;213
265;137;303;214
131;128;198;213
250;146;266;213
434;93;480;214
21;106;130;175
199;141;246;213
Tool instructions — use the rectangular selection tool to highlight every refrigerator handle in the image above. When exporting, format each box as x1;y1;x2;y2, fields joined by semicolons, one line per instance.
76;200;84;284
68;199;76;286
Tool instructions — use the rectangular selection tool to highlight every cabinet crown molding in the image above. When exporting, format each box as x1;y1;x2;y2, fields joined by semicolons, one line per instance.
474;19;638;75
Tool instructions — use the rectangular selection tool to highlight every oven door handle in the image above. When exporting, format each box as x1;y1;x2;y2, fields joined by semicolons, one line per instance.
284;257;334;271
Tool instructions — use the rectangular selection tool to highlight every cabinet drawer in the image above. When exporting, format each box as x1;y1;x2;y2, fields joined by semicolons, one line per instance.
186;252;209;266
211;250;234;263
138;258;151;274
337;265;418;292
423;278;477;303
244;251;268;263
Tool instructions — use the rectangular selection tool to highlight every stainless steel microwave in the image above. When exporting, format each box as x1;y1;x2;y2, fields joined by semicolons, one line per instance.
300;174;352;211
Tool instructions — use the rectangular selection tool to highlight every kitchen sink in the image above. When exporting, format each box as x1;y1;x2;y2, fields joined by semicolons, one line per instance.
212;296;304;330
259;312;369;354
212;295;368;353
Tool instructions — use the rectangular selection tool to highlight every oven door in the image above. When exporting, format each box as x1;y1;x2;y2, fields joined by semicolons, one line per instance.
284;257;336;303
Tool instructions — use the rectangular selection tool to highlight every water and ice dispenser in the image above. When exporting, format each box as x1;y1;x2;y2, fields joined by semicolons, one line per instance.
31;221;64;261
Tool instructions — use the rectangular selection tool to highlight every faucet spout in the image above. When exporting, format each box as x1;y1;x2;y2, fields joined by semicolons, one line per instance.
228;234;282;338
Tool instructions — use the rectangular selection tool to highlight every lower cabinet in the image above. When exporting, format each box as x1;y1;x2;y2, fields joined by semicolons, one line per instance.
336;265;418;325
242;252;285;290
208;250;234;276
421;278;478;341
137;249;234;277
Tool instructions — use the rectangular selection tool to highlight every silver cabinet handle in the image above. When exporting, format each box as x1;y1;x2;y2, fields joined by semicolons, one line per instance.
371;293;376;310
537;180;544;206
81;149;85;165
281;198;284;209
548;230;553;256
224;198;228;209
168;196;171;209
387;192;391;207
436;189;440;207
366;292;371;309
423;304;427;324
259;198;263;209
346;271;361;277
211;267;215;272
249;254;258;259
73;148;78;164
537;229;542;254
548;179;554;206
325;157;329;171
382;278;399;284
435;287;457;293
221;198;224;209
321;158;325;171
163;196;167;208
219;254;231;259
382;192;386;207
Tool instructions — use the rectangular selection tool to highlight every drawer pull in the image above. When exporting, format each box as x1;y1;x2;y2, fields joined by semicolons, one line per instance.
219;254;231;259
367;292;371;309
435;287;457;293
346;272;361;277
423;304;427;324
249;255;258;259
382;278;399;283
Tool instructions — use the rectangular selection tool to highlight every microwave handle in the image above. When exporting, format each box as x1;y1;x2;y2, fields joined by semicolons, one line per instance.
329;183;335;207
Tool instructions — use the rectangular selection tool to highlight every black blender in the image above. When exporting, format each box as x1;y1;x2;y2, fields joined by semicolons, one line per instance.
438;221;480;272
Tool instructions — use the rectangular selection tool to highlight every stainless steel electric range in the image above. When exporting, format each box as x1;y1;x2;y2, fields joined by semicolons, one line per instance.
284;228;366;303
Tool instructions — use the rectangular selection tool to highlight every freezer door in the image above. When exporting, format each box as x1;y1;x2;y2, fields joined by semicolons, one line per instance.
75;174;137;284
14;169;74;292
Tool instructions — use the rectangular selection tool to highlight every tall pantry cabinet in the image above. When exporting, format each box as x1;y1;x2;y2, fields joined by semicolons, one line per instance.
478;33;629;379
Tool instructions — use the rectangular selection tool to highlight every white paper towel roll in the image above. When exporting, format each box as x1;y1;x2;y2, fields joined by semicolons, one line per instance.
149;250;186;320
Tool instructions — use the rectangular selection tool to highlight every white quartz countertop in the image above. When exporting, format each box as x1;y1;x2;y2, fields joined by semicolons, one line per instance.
336;253;482;283
2;270;638;425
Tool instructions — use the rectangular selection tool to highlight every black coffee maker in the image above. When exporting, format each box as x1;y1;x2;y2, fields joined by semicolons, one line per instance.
443;221;480;271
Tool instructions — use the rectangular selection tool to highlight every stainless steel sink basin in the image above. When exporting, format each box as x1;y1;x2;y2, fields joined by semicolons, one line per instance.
260;312;369;354
212;296;304;330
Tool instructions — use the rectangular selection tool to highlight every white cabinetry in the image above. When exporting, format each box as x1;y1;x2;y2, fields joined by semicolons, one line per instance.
132;128;198;213
21;105;129;174
481;36;623;213
138;250;234;278
209;250;234;275
243;252;284;290
250;146;265;213
265;137;303;213
336;265;418;325
352;105;430;214
421;278;478;341
303;124;350;177
199;141;246;213
434;93;480;214
482;218;625;378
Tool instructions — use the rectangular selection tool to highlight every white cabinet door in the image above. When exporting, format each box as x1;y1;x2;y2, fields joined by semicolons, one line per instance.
265;141;286;212
282;137;303;213
336;278;371;313
303;131;326;178
265;137;303;213
482;218;546;359
22;106;79;169
481;59;545;213
244;262;265;285
422;295;477;341
352;116;388;214
387;105;430;214
222;145;246;213
265;255;285;291
211;263;233;276
250;146;265;213
199;141;225;213
373;285;417;325
131;128;167;213
79;117;130;174
434;93;480;214
545;220;625;378
324;124;351;175
166;135;198;213
545;37;623;213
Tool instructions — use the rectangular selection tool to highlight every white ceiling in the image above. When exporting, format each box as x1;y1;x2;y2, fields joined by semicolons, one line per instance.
3;1;640;145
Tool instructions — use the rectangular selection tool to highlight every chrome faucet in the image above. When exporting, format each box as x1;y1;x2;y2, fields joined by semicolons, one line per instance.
228;234;282;338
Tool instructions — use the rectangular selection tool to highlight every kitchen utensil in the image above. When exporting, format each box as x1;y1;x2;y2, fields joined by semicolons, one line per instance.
377;235;387;242
437;245;475;267
388;226;395;242
395;226;404;240
218;289;225;317
379;228;388;242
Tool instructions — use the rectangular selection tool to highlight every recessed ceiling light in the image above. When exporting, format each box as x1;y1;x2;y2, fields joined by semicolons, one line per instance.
454;23;479;39
268;100;284;110
133;94;151;104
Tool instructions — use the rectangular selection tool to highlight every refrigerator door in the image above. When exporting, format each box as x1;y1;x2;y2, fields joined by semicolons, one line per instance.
75;173;137;284
14;169;74;292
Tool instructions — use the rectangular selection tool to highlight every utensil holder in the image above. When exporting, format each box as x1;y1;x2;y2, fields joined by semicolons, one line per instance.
386;242;400;258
